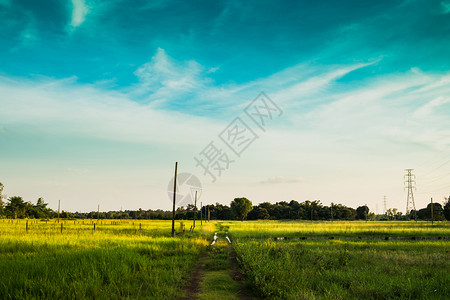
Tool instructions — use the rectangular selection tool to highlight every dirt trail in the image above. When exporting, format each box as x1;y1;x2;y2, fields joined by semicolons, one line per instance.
178;228;256;300
179;253;207;300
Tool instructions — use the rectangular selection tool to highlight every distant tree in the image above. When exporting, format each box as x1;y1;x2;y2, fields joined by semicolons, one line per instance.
230;197;253;221
32;197;52;219
368;212;376;221
417;203;444;221
444;197;450;221
331;204;356;220
5;196;27;219
215;203;233;220
60;210;71;219
356;205;369;220
248;207;270;220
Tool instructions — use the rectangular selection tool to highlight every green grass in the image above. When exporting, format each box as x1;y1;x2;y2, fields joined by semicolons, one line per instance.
0;219;214;299
225;220;450;238
197;225;246;300
229;220;450;299
1;219;448;299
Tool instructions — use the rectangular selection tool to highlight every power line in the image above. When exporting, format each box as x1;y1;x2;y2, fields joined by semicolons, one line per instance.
420;173;450;184
416;152;450;171
420;160;450;178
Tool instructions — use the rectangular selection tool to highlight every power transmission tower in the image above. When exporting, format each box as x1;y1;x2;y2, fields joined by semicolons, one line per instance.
404;169;417;217
383;195;387;216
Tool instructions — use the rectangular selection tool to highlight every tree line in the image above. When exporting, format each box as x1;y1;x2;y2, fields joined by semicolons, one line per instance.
1;183;449;221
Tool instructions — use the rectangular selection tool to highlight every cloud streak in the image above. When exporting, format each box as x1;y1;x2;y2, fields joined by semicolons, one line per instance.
70;0;89;28
260;176;305;184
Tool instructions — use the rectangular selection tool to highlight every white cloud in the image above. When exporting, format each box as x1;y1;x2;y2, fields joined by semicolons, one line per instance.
413;96;450;118
1;56;449;212
0;75;220;147
132;48;213;107
70;0;89;28
260;176;305;184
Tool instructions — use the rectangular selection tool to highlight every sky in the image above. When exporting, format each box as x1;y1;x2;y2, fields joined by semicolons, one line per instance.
0;0;449;214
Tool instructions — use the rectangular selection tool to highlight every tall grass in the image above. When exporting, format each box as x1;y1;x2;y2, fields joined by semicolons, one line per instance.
0;219;214;299
230;221;450;299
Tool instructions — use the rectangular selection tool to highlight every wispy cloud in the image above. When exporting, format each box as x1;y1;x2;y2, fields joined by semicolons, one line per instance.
70;0;89;28
260;176;305;184
133;48;209;100
441;1;450;14
1;53;449;212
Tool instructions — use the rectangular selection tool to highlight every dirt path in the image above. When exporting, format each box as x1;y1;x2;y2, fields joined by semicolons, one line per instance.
179;253;208;300
179;230;256;300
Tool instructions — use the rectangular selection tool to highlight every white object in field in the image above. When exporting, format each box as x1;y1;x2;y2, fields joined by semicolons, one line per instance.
210;232;218;245
226;236;231;244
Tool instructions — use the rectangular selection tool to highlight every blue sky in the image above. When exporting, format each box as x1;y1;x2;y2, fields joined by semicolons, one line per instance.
0;0;449;213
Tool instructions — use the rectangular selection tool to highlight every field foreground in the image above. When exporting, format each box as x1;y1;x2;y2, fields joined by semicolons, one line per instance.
0;219;448;299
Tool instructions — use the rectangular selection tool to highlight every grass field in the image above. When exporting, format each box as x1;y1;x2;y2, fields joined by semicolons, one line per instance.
0;219;448;299
227;220;450;299
0;219;214;299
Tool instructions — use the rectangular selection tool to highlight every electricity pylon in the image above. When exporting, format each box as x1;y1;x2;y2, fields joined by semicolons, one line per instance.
404;169;416;217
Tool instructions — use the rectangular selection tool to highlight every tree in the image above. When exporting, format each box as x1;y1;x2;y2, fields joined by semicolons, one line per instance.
417;202;444;220
230;197;253;221
356;205;369;220
31;197;52;219
248;207;270;220
5;196;27;219
444;197;450;221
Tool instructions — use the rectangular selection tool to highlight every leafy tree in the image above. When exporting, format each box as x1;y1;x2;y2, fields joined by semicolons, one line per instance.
356;205;369;220
248;207;270;220
5;196;27;219
417;203;444;220
230;197;253;221
214;203;232;220
60;210;71;219
31;197;52;219
444;197;450;221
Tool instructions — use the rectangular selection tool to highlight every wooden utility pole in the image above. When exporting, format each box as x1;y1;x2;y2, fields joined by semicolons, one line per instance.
171;162;178;237
201;201;203;226
330;203;333;221
58;200;60;223
193;191;197;230
431;198;434;225
208;206;210;222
